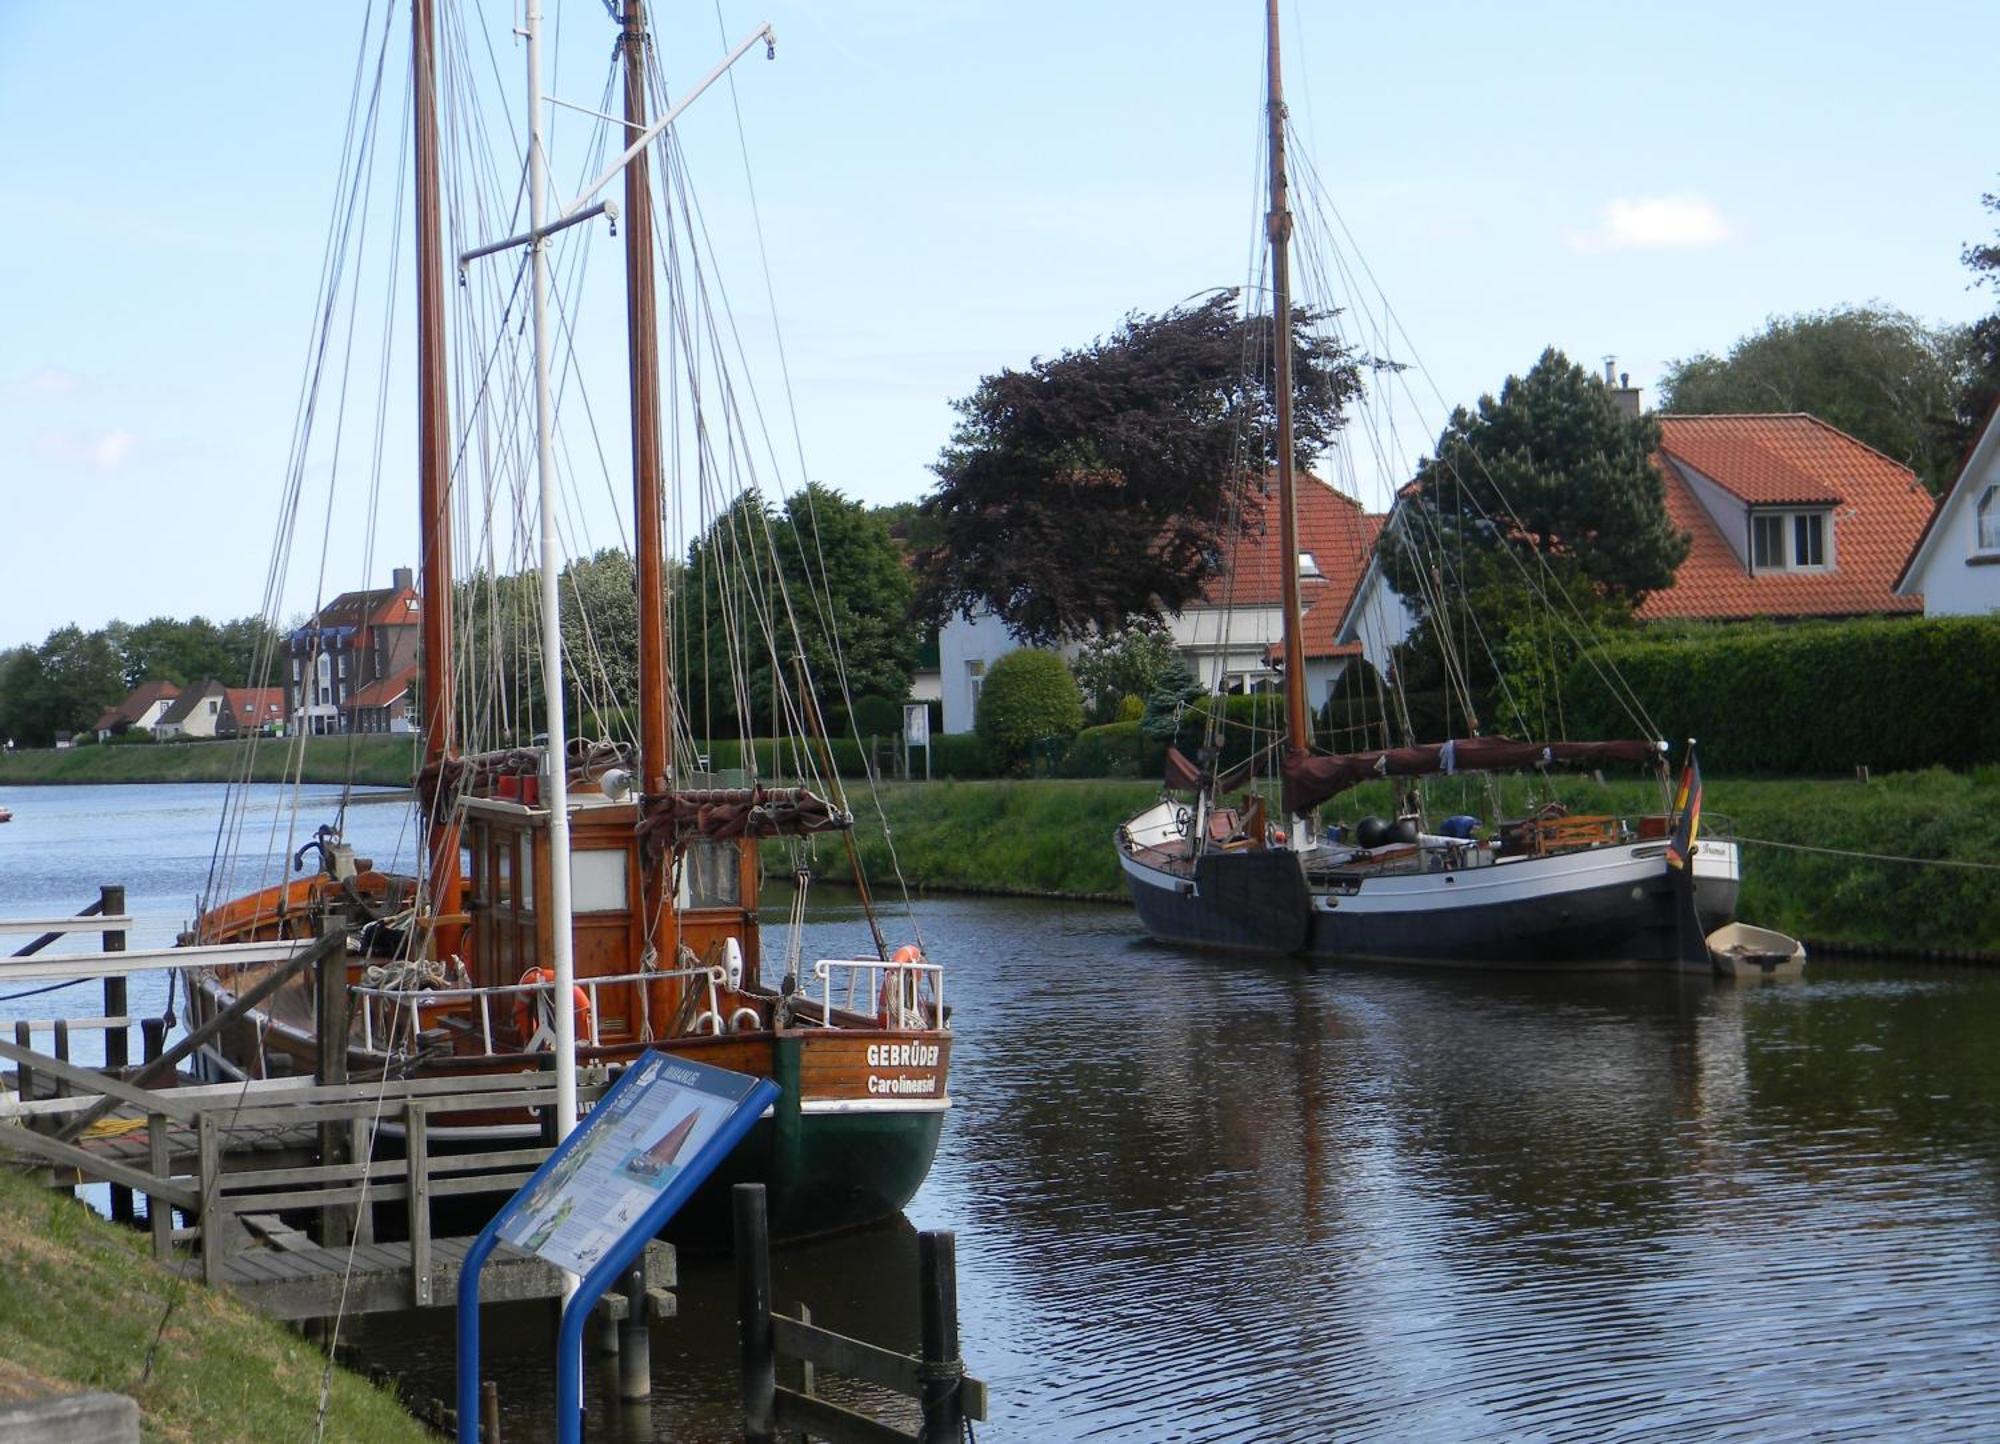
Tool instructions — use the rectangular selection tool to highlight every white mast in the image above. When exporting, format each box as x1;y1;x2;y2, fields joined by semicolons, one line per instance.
524;0;579;1139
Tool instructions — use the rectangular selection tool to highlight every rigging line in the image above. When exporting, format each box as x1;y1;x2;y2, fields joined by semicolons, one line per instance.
1734;837;2000;872
206;0;399;911
1291;141;1662;743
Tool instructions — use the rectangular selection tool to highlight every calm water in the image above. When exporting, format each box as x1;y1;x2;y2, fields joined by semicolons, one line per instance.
5;784;2000;1440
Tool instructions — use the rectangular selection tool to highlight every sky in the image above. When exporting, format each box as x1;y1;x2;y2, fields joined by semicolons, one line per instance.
2;0;1995;651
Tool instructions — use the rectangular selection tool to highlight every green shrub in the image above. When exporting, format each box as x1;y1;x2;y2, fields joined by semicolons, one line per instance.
1561;616;2000;774
975;649;1084;766
1113;694;1144;723
697;735;869;779
1061;720;1164;778
930;731;997;778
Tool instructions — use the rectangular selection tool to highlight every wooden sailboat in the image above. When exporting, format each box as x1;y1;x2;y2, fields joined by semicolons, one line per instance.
188;0;950;1241
1115;0;1740;970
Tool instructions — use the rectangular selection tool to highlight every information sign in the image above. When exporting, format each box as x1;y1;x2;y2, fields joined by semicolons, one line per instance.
457;1053;780;1444
903;702;930;748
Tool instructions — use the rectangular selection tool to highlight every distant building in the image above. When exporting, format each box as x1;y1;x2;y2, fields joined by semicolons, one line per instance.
219;687;287;738
287;567;422;735
936;476;1385;734
91;680;181;741
1895;402;2000;617
154;678;232;740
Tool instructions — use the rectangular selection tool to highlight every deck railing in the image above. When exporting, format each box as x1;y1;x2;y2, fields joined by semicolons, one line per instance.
810;958;946;1032
352;965;730;1058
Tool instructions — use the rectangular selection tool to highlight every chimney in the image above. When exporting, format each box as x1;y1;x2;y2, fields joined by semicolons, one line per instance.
1603;356;1643;420
392;565;414;594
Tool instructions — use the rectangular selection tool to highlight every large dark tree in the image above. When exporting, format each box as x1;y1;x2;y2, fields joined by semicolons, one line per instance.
915;292;1367;644
677;485;917;739
1386;348;1686;740
1659;304;1970;495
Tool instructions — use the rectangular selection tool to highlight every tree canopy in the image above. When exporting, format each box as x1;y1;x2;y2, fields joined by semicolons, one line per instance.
1386;348;1685;740
1658;304;1971;494
915;292;1368;644
1958;186;2000;456
677;484;917;739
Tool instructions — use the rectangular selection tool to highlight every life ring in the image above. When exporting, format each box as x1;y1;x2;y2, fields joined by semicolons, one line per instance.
878;946;935;1028
513;966;592;1047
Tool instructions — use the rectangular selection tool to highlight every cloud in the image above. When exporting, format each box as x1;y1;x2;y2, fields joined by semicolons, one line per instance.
1567;194;1729;254
2;367;82;403
31;428;136;470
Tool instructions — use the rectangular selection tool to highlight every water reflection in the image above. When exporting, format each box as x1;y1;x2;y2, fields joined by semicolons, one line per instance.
7;788;2000;1439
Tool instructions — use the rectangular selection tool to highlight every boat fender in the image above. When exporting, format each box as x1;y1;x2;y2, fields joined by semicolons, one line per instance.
512;966;592;1047
1388;818;1420;846
721;935;745;991
1355;816;1394;849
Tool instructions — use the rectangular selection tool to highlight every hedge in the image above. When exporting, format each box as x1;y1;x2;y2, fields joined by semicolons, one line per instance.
1558;616;2000;774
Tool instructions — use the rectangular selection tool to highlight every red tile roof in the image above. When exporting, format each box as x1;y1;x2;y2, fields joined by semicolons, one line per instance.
1638;414;1933;622
224;688;285;723
1200;475;1384;657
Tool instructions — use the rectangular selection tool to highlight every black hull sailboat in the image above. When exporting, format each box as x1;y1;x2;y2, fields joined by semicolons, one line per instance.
1115;3;1739;970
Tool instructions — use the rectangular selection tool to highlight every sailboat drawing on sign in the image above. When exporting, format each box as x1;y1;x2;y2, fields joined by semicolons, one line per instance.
622;1107;703;1186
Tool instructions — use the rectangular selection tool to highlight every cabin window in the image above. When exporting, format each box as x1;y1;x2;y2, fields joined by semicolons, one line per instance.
1979;485;2000;553
682;839;741;909
496;844;511;906
572;849;628;913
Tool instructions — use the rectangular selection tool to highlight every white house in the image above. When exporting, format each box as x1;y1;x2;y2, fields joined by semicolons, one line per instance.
936;476;1385;734
91;680;182;741
1895;404;2000;616
153;679;231;740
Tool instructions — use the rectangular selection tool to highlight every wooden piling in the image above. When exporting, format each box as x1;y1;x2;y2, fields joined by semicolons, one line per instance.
480;1379;500;1443
735;1183;776;1444
13;1022;32;1106
918;1231;964;1443
99;886;127;1074
617;1266;651;1400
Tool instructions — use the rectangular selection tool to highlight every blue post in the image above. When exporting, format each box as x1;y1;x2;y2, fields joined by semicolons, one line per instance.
455;1222;503;1443
554;1078;780;1444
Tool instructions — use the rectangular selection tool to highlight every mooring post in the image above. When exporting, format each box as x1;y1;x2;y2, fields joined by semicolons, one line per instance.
140;1017;165;1066
479;1379;500;1444
735;1183;776;1444
100;886;127;1073
315;931;353;1246
13;1021;33;1107
918;1231;964;1443
617;1265;651;1400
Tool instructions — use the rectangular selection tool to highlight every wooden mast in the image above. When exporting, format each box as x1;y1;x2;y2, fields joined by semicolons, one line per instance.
1265;0;1310;761
413;0;463;954
622;1;673;966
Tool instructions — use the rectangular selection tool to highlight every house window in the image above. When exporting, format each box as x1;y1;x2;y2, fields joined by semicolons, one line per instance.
1751;509;1831;572
1751;514;1785;569
1298;552;1322;578
207;699;219;715
1979;485;2000;553
967;659;985;704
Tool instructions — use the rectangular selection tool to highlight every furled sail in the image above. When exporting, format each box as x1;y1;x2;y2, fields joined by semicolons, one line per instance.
636;787;852;864
1281;737;1664;816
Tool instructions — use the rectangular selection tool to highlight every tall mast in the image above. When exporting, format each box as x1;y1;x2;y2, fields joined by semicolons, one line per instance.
525;0;580;1138
1265;0;1310;758
622;1;672;937
412;0;462;952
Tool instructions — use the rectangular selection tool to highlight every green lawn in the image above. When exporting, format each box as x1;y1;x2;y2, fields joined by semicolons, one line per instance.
0;736;414;788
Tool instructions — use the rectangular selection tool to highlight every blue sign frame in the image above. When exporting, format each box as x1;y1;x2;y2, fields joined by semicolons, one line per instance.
455;1052;780;1443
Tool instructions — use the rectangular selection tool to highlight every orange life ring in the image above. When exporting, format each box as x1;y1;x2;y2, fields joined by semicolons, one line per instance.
878;946;934;1028
514;966;592;1047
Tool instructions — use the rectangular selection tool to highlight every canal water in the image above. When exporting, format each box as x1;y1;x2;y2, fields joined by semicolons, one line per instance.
5;784;2000;1440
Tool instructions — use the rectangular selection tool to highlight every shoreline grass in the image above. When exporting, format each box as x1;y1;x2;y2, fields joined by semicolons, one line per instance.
0;1166;430;1443
0;737;413;788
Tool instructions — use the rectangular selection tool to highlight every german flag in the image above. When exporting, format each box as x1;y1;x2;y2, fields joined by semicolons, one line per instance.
1666;741;1702;870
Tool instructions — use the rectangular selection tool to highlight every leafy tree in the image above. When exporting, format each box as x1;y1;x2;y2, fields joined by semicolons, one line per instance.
1659;305;1969;494
678;485;917;740
1957;185;2000;458
1072;622;1183;724
974;648;1083;766
113;614;281;689
0;626;124;746
916;292;1369;644
1386;348;1686;738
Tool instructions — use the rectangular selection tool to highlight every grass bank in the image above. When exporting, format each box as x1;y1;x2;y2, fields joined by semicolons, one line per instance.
788;770;2000;956
0;1167;429;1443
0;737;414;788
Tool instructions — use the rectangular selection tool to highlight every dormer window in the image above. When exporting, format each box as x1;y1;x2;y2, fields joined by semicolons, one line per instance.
1751;508;1831;572
1978;484;1999;554
1298;552;1322;578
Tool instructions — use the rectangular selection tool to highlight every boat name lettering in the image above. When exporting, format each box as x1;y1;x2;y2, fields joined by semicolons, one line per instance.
868;1074;939;1096
866;1043;940;1068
